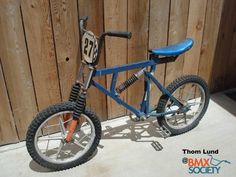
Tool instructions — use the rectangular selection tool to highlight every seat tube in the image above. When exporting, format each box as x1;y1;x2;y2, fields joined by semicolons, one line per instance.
150;64;157;74
145;75;151;114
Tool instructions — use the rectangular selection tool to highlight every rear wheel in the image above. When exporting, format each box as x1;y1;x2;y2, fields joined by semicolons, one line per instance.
156;75;210;135
26;102;101;171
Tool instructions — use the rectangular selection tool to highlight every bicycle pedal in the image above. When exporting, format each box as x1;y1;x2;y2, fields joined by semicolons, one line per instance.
129;114;146;122
158;125;171;139
151;141;163;151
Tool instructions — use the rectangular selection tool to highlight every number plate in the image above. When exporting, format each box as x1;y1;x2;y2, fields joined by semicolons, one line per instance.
82;31;98;63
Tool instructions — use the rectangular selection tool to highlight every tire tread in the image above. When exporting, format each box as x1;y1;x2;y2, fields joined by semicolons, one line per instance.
156;75;210;135
26;102;101;171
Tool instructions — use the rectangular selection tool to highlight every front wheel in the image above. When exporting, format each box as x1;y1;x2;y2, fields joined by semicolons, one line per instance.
156;75;210;135
26;102;101;171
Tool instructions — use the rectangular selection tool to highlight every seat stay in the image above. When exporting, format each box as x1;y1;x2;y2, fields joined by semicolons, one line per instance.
145;71;184;108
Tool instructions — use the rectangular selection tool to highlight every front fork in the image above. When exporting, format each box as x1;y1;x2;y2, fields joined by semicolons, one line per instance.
65;91;86;142
65;64;95;142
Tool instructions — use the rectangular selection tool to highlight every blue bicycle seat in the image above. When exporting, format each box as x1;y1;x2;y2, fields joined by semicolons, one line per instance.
151;38;194;56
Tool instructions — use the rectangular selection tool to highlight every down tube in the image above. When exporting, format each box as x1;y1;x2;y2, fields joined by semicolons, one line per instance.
91;80;144;117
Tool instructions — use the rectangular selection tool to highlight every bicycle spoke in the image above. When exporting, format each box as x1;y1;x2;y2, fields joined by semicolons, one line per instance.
187;102;202;106
185;90;194;103
55;142;64;159
166;104;174;112
73;140;86;149
59;118;66;135
174;115;177;125
45;139;49;153
81;122;89;128
45;122;50;136
43;123;60;129
34;110;96;164
73;133;91;143
38;137;63;141
40;128;43;137
64;117;72;124
45;123;50;153
184;113;187;124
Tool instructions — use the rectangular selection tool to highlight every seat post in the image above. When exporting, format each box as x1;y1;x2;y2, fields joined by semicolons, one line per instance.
149;53;178;64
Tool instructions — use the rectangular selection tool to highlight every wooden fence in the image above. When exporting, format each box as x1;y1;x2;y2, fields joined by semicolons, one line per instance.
0;0;235;145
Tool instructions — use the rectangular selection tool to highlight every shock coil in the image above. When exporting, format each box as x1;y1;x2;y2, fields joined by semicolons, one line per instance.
116;74;138;94
69;83;81;102
116;69;145;94
72;92;86;119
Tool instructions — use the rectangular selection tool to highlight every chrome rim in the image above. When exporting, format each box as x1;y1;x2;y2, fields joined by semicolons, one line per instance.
164;83;206;129
34;111;95;164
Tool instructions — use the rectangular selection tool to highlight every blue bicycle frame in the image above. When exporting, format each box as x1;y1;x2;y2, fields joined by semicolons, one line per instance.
76;16;187;119
91;57;184;119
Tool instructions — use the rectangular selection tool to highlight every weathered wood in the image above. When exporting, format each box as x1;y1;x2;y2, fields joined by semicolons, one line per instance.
226;28;236;89
149;0;170;106
210;0;236;92
78;0;107;120
0;60;19;145
21;0;62;110
165;0;189;86
50;0;80;101
104;0;127;119
0;0;232;145
127;0;149;110
198;0;224;85
222;0;236;90
183;0;207;75
0;0;38;140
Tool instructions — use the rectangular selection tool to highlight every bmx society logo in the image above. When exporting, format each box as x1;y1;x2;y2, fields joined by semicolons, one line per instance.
182;149;231;174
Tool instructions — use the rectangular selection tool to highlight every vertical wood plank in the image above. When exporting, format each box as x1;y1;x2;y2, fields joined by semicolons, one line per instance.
226;28;236;89
0;60;18;145
149;0;170;106
183;0;207;75
165;0;189;86
198;0;224;85
210;0;236;92
127;0;149;109
50;0;80;101
104;0;127;119
21;0;61;110
78;0;107;120
0;0;38;140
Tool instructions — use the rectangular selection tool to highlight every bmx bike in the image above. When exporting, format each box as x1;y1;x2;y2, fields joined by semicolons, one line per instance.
26;16;210;170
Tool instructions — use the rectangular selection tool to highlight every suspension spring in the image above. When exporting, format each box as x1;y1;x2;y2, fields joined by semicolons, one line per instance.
116;74;138;94
72;92;86;119
116;68;145;94
69;83;81;102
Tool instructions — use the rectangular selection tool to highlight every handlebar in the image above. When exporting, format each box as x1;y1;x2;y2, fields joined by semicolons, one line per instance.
79;16;132;65
102;31;132;39
79;16;132;39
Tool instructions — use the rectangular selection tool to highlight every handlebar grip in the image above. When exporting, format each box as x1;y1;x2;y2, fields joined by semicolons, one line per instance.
106;31;132;39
